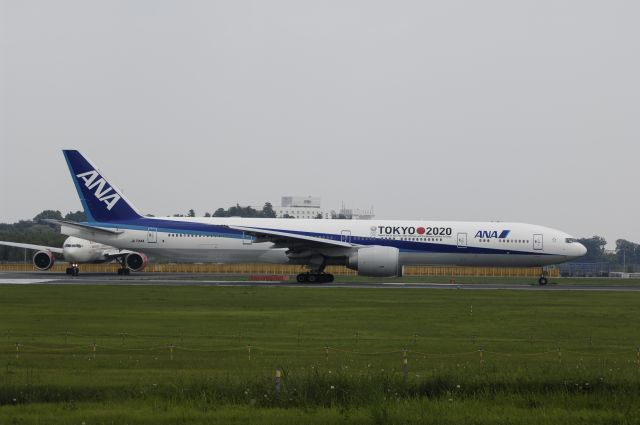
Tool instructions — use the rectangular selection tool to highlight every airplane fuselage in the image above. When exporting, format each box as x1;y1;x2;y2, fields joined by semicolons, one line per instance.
61;236;112;264
60;217;586;268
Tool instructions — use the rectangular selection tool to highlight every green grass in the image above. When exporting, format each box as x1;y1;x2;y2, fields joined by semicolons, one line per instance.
1;284;640;424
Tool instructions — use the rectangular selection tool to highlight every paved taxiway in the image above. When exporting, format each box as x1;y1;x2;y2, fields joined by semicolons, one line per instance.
0;272;639;292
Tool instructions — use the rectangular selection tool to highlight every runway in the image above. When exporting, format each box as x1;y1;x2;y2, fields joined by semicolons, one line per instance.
0;271;639;292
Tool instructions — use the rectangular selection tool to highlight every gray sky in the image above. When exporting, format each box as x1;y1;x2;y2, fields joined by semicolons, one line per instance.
1;1;638;248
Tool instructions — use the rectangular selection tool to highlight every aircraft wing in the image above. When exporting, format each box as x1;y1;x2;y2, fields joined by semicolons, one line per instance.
226;225;357;249
0;241;64;254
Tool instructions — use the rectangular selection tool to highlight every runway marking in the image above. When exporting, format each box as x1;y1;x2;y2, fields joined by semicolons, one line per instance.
0;279;59;284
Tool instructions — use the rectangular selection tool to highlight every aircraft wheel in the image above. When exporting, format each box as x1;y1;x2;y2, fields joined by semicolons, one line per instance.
308;274;318;283
124;269;131;276
317;274;333;283
538;277;548;286
296;273;308;283
117;269;123;276
72;268;79;277
65;268;72;275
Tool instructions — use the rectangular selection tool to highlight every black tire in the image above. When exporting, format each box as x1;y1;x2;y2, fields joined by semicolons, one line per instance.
318;274;334;283
117;269;123;276
72;268;79;277
65;268;71;275
296;274;308;283
308;274;318;283
124;269;131;276
538;277;548;286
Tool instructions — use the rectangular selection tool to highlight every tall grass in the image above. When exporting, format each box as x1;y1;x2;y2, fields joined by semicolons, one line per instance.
1;284;640;423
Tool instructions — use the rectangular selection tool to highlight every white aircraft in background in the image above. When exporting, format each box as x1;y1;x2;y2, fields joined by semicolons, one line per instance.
0;236;147;276
49;150;586;285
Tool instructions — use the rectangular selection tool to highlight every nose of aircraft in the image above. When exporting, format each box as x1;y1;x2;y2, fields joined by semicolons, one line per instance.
574;242;587;258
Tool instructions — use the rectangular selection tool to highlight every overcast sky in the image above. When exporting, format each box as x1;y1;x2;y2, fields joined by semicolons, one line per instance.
1;1;638;247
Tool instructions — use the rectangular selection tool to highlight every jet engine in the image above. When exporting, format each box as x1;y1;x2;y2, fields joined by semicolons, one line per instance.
124;252;148;272
347;246;402;277
33;250;55;271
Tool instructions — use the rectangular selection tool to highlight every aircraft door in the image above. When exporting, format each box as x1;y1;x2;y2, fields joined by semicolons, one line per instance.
341;230;351;243
456;233;467;248
147;227;157;243
533;234;543;250
242;232;253;245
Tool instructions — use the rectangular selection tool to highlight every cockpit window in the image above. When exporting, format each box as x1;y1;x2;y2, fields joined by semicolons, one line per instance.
565;238;577;244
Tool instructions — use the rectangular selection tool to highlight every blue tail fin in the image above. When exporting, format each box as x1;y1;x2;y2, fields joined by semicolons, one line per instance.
62;150;142;222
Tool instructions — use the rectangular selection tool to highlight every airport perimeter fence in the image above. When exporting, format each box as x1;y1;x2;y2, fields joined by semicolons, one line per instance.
0;262;559;278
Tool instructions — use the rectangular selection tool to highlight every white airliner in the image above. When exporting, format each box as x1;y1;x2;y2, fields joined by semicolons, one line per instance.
0;236;147;276
50;150;586;284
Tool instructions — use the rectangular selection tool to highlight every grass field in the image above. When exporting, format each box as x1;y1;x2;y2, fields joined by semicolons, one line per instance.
1;283;640;424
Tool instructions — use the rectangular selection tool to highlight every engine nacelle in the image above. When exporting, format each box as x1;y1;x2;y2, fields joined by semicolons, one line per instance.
125;252;148;272
33;250;55;271
347;246;402;277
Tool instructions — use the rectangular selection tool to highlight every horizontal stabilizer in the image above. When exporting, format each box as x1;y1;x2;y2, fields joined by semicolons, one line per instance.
44;219;124;235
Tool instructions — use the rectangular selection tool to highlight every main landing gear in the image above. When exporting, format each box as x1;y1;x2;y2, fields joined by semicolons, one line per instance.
115;257;131;276
538;276;548;285
65;264;80;276
296;273;334;283
295;254;334;283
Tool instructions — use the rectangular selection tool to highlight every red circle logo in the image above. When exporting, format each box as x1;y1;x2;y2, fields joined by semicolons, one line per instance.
416;227;425;235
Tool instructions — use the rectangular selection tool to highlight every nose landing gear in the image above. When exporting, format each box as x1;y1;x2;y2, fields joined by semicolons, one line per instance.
538;267;551;285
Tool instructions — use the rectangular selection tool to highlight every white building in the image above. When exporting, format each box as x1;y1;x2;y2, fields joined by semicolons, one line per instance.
272;196;375;220
273;196;323;219
335;206;375;220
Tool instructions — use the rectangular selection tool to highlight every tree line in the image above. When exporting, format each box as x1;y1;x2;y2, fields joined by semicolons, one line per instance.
576;236;639;272
172;203;322;219
0;210;84;261
171;203;279;218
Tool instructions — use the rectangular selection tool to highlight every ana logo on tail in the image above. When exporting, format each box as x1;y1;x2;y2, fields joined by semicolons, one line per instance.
76;170;121;210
